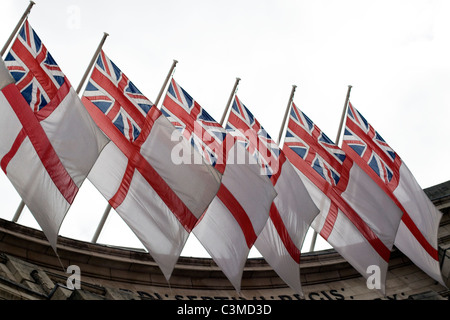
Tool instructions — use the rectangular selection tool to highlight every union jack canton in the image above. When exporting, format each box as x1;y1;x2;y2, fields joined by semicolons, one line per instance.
83;50;154;143
282;102;392;263
342;102;440;263
283;102;346;188
2;19;80;203
226;96;281;179
343;102;400;188
5;20;66;113
161;79;228;169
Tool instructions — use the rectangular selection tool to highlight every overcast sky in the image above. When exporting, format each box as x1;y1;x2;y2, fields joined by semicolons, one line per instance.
1;0;449;256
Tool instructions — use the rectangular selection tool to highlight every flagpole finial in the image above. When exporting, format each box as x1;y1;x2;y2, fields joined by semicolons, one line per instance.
154;59;179;108
220;77;241;126
335;84;353;146
277;84;298;144
76;32;109;94
234;77;241;92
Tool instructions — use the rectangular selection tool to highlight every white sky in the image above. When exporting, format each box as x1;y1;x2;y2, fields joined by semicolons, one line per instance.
0;0;449;257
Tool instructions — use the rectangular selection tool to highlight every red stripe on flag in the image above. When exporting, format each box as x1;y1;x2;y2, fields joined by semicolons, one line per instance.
171;79;185;106
24;20;31;48
12;36;58;98
100;50;111;77
127;118;134;141
401;213;439;260
287;120;345;170
162;93;229;169
270;152;286;186
83;97;198;232
344;105;438;260
212;134;236;175
163;93;221;149
2;83;79;204
234;96;246;121
6;66;25;72
35;78;72;121
1;129;27;174
342;136;439;261
283;145;391;262
109;160;135;208
320;203;339;241
216;183;258;249
227;111;278;174
345;116;401;190
269;202;301;263
90;68;147;129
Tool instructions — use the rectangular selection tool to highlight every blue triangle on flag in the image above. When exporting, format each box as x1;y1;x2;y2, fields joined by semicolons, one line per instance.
93;101;112;114
349;144;366;157
96;55;105;71
368;156;381;178
334;152;346;163
291;146;307;159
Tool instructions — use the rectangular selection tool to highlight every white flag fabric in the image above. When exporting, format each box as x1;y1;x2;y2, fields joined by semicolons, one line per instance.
343;102;446;286
82;51;221;280
254;157;319;296
192;143;276;292
283;102;404;293
0;21;108;250
161;79;276;291
0;59;12;88
226;96;319;295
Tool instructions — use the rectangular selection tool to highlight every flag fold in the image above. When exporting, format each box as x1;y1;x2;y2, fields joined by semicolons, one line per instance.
226;96;319;295
283;102;404;293
162;79;276;291
342;102;446;286
82;51;221;280
0;20;108;250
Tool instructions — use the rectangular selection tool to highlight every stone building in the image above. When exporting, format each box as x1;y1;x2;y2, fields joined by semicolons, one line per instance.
0;181;449;301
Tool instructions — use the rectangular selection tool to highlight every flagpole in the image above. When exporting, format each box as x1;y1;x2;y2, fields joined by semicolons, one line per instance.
154;59;178;109
277;84;297;145
10;32;109;231
12;200;25;223
0;1;35;57
72;32;112;244
309;84;352;252
335;85;353;146
219;77;241;126
92;57;178;243
69;31;109;243
91;204;112;243
76;32;109;94
6;1;39;223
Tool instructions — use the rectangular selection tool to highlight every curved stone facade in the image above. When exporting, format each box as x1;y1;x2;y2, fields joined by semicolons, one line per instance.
0;181;449;300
